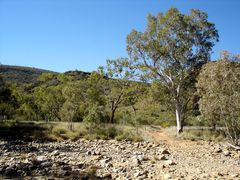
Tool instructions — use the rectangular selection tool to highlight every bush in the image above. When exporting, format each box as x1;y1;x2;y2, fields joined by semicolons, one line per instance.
197;58;240;145
49;123;85;141
115;130;143;141
83;105;108;124
179;129;226;141
83;123;143;141
84;124;120;140
0;120;144;142
158;121;172;128
52;126;68;135
0;120;17;129
161;126;226;142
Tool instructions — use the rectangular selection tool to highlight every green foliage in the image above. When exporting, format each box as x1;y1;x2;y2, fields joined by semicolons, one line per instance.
84;72;106;106
0;76;18;119
34;85;64;122
83;104;107;124
18;103;38;121
13;85;40;121
0;102;15;119
134;94;175;126
100;58;143;123
52;125;68;135
84;124;118;140
38;72;56;82
197;52;240;145
0;119;17;129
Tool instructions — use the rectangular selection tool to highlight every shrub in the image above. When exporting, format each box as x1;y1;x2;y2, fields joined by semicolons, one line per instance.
197;58;240;145
83;105;107;124
179;129;226;141
52;126;68;135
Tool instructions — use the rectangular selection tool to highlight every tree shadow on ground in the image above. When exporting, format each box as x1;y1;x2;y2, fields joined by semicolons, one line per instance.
0;121;50;142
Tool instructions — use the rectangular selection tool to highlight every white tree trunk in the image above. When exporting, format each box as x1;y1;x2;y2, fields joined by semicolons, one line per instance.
175;103;182;135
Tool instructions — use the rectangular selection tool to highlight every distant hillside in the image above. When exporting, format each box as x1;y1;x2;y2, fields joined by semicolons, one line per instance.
0;65;58;84
0;65;91;84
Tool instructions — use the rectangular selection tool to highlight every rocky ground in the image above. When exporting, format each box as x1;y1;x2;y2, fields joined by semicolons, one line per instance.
0;132;240;180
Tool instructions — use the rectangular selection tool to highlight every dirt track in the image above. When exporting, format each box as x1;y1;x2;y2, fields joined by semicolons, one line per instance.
150;129;240;179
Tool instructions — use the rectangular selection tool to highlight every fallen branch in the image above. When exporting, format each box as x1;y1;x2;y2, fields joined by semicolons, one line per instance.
227;143;240;150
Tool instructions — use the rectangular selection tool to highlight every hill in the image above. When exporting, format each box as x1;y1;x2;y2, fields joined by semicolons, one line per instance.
0;65;91;84
0;65;58;84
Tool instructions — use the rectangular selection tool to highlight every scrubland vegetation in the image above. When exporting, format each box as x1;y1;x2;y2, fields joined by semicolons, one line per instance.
0;8;239;147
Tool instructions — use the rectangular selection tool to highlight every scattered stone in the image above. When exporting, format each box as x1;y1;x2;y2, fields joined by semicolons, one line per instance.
51;150;60;156
40;161;51;168
0;139;239;179
212;171;224;177
77;162;85;168
231;174;239;178
160;149;171;155
102;173;112;178
223;149;230;156
131;157;141;166
134;171;141;177
36;155;46;162
93;150;101;155
164;160;176;166
136;154;147;162
86;150;92;155
164;173;172;179
159;155;168;160
214;147;222;153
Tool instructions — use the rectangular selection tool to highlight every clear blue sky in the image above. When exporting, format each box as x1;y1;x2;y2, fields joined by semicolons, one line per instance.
0;0;239;72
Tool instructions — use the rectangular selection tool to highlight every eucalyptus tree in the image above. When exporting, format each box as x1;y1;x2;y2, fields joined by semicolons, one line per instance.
197;53;240;145
99;58;140;124
34;85;64;122
59;82;84;130
34;73;65;122
126;8;219;134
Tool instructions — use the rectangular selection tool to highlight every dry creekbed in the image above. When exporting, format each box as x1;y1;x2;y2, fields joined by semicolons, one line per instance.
0;137;240;180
